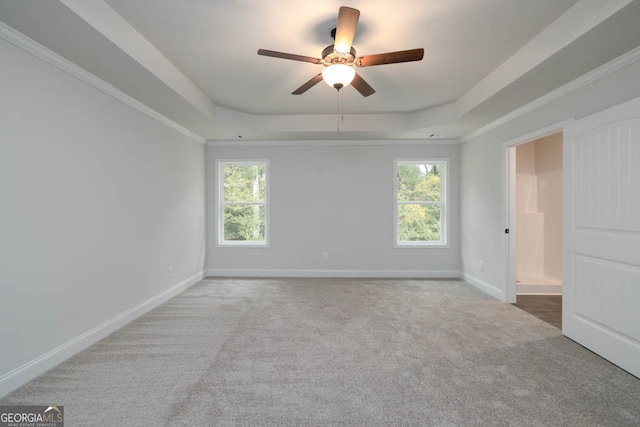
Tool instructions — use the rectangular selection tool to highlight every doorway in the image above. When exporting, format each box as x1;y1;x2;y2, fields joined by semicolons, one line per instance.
503;123;568;304
505;131;563;328
514;133;563;295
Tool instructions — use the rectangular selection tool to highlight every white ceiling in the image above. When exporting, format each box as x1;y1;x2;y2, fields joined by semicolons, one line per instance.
1;0;639;142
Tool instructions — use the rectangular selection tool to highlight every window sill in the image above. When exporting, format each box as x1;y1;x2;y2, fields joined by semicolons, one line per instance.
395;242;450;249
217;242;269;248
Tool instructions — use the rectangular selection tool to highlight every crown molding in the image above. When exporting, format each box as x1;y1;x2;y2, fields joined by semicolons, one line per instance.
206;138;461;147
0;21;206;145
461;45;640;142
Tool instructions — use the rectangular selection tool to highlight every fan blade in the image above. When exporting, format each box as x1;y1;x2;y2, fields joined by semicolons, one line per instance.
351;72;375;97
292;73;324;95
355;48;424;67
334;7;360;54
258;49;322;64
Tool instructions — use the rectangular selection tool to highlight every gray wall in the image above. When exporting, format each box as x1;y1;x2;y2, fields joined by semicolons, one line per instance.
206;143;461;276
0;37;206;388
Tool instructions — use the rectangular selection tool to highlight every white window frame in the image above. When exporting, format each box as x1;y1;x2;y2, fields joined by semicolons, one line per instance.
394;158;449;248
216;160;269;247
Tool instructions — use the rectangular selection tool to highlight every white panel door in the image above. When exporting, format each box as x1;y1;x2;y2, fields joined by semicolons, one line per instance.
563;97;640;378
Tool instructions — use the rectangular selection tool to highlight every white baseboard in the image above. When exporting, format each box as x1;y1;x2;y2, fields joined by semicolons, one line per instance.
517;283;563;295
459;272;504;300
205;268;460;279
0;271;204;398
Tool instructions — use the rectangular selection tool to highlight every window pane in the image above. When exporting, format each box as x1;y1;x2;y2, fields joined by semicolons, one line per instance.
397;204;441;242
223;164;266;202
223;205;265;242
397;163;441;202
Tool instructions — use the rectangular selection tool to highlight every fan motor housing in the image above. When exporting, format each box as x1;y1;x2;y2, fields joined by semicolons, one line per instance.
322;45;356;66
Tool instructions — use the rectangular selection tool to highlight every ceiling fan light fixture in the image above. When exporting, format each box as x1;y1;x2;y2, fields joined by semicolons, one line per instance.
322;64;355;90
257;6;422;97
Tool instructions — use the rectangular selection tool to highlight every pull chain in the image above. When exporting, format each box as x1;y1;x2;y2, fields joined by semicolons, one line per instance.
336;90;346;133
337;90;341;132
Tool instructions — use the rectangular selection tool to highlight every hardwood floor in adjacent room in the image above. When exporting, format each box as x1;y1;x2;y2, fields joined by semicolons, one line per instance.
513;295;562;329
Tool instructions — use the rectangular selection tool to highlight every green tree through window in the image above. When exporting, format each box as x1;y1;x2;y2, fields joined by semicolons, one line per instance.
396;160;446;245
218;161;267;244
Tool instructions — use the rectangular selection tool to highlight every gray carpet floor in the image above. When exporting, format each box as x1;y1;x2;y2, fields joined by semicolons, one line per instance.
2;278;639;426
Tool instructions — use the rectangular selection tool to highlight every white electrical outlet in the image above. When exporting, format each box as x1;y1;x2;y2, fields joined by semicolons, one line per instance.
479;260;484;271
168;266;173;277
322;252;328;261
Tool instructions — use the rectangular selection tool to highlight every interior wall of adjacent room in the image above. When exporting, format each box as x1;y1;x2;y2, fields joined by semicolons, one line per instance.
0;38;206;382
460;58;640;301
206;143;461;275
515;141;542;280
515;134;562;282
534;133;563;281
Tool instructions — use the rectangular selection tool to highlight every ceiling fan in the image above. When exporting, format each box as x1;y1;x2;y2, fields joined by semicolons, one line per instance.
257;6;424;97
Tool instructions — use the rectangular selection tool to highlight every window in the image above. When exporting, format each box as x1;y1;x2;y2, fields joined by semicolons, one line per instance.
395;159;448;247
217;160;268;246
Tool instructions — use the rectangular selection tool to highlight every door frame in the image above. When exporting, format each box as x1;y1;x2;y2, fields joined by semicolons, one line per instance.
501;120;573;303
